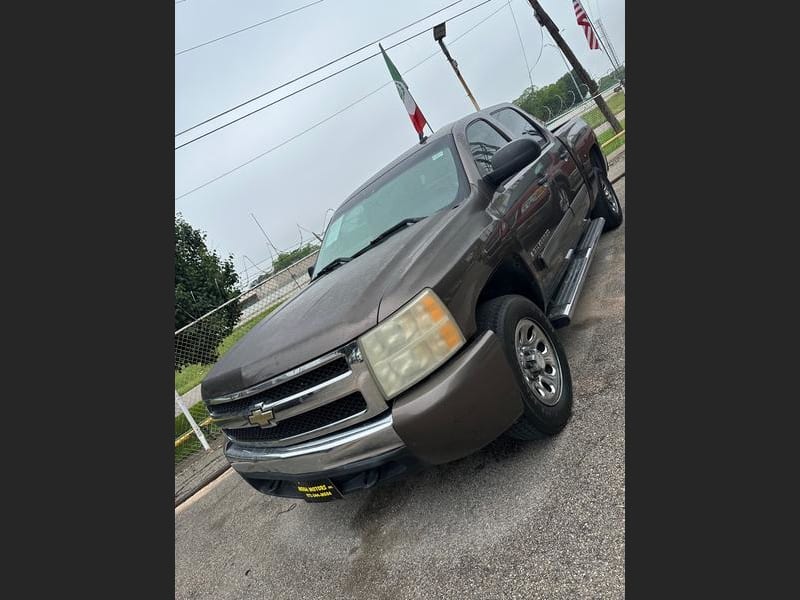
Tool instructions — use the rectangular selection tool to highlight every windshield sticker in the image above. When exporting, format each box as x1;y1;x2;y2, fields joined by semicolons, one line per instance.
325;216;343;243
432;151;444;160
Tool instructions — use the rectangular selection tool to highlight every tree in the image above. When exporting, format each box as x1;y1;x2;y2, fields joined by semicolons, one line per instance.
597;65;626;92
513;70;597;123
175;214;242;368
272;242;320;272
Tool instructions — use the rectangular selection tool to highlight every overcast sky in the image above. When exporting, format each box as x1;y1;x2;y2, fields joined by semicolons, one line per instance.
175;0;624;283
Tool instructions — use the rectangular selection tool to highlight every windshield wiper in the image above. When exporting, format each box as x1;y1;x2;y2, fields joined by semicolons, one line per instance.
315;218;425;278
313;256;351;279
352;217;426;259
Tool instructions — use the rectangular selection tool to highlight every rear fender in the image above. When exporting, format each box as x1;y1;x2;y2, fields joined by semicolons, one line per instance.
555;117;600;192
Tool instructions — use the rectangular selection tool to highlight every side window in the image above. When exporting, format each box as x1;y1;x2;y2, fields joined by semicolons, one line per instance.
466;120;509;176
491;108;547;147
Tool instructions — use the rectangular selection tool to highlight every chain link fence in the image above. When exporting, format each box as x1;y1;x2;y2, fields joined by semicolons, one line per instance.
174;250;320;473
543;85;625;157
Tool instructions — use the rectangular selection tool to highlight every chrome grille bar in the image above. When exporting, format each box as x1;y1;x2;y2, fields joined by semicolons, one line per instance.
206;341;388;448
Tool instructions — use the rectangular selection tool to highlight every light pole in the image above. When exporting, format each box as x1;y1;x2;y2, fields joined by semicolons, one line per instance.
433;22;480;111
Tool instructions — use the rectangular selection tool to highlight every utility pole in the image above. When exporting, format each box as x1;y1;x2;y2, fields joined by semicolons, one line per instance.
433;22;480;111
525;0;621;133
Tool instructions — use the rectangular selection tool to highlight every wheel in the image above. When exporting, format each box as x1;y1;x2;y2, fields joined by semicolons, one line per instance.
591;166;623;231
477;295;573;440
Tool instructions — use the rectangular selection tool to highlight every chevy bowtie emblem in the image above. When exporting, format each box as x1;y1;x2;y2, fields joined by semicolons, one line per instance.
248;406;277;428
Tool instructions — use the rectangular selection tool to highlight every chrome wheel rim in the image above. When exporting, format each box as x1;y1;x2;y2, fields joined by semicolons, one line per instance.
602;176;620;214
514;318;563;406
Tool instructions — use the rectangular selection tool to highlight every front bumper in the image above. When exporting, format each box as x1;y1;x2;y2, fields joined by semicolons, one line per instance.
226;330;523;496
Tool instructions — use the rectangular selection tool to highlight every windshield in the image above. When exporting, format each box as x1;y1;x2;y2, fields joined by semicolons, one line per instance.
314;136;467;276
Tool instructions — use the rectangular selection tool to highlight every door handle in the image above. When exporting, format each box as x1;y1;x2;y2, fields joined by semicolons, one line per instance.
559;150;570;160
536;175;548;185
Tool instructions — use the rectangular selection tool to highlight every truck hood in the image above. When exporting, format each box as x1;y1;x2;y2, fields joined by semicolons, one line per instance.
201;212;455;400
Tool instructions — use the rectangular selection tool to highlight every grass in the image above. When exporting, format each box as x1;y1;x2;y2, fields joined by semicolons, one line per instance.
602;133;625;156
175;400;212;438
581;92;625;128
597;118;625;144
175;363;213;397
174;300;284;396
174;400;219;463
174;300;286;461
596;117;626;156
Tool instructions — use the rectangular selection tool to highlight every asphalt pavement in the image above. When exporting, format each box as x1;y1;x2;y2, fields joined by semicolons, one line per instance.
175;168;625;599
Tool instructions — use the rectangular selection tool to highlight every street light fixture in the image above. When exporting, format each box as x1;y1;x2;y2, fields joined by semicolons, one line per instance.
433;22;480;111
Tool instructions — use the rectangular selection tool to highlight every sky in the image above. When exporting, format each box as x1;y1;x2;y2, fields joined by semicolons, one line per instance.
175;0;624;284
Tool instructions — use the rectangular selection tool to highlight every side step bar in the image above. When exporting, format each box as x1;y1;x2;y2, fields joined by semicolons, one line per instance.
547;217;605;328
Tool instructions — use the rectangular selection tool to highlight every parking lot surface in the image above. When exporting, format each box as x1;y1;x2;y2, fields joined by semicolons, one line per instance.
176;175;625;600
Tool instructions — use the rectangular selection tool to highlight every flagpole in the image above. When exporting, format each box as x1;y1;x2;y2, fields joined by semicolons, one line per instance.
379;43;433;143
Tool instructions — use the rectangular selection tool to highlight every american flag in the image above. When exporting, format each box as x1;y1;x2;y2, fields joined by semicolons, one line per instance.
573;0;599;50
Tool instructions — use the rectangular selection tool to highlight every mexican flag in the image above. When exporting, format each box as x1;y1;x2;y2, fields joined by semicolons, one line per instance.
379;44;429;142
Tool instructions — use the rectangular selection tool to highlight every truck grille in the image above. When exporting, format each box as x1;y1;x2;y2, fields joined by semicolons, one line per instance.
206;341;388;448
208;357;350;417
223;393;367;443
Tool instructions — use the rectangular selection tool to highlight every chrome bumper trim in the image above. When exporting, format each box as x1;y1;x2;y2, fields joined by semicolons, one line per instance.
225;413;404;476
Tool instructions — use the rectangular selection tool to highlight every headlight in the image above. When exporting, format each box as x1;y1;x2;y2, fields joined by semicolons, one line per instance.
359;289;465;399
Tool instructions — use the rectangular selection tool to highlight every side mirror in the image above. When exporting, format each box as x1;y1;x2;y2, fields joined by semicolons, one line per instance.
307;265;315;279
485;137;542;186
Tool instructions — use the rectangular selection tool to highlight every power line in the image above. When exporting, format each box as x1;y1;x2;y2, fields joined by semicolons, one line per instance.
526;12;545;83
176;81;393;199
175;0;497;150
507;0;533;89
175;26;432;150
176;0;508;202
175;0;327;56
174;0;483;139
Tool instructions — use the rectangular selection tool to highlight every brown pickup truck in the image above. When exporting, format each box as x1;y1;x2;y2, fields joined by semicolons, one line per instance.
201;103;622;502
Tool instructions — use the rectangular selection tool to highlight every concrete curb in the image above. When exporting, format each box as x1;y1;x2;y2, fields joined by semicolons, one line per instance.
606;145;626;164
175;462;231;508
175;441;230;507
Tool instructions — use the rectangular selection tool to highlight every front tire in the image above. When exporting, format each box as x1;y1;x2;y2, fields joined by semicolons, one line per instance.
477;295;573;440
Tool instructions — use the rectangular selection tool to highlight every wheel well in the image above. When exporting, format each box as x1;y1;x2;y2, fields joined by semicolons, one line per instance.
476;255;546;316
589;144;605;174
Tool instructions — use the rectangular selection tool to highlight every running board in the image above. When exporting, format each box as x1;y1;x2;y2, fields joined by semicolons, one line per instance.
547;217;605;328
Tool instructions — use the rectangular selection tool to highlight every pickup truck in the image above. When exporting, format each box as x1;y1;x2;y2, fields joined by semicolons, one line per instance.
201;103;622;502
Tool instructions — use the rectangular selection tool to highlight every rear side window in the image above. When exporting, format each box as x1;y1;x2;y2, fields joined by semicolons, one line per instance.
466;119;509;176
491;107;547;147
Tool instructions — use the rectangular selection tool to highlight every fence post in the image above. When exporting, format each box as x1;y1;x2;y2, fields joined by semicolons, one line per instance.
175;390;210;451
